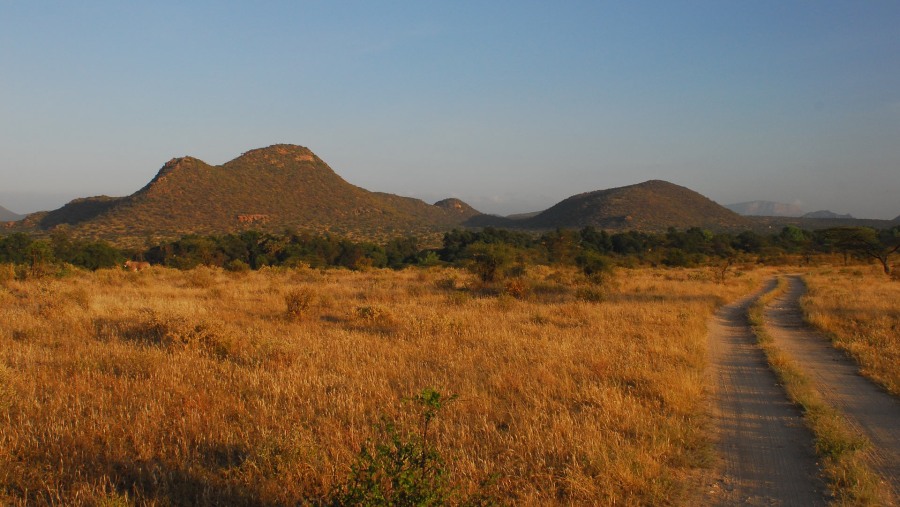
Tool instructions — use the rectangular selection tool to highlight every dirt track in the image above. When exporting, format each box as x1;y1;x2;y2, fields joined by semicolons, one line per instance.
765;275;900;500
706;278;827;506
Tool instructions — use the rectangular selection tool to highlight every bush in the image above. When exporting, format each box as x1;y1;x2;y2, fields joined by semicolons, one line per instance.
576;286;606;303
466;242;514;283
576;251;613;284
503;278;530;300
285;288;315;321
225;259;250;273
323;388;497;506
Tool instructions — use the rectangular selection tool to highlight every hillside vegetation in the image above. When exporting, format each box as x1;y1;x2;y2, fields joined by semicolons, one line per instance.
17;145;478;246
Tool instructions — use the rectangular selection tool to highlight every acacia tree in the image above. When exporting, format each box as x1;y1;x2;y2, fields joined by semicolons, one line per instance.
465;242;514;283
824;227;900;275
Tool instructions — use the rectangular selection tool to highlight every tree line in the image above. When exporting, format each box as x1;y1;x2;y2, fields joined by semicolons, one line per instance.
1;224;898;277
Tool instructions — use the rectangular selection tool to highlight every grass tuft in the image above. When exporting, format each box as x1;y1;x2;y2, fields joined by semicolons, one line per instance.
285;287;316;321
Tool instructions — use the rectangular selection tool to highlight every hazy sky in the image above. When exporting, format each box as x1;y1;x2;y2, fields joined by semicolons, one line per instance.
1;2;898;219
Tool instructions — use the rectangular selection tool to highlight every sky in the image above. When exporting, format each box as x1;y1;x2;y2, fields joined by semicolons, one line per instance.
1;1;899;219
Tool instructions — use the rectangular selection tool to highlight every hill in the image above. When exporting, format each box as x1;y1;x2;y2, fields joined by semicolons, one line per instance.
802;210;853;219
726;200;803;217
0;205;24;222
506;211;541;220
10;146;889;244
432;198;481;220
32;196;124;228
17;145;480;245
511;180;750;232
748;215;897;232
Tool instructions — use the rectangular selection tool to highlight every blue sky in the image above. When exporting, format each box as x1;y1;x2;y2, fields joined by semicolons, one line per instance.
1;1;898;218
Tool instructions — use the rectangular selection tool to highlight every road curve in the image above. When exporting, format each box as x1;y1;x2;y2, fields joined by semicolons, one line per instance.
705;278;827;506
765;275;900;501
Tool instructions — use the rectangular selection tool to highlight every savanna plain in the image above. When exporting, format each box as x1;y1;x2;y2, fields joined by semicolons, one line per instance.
0;262;896;505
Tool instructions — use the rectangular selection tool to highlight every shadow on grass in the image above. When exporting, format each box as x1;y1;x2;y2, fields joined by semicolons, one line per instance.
107;456;276;506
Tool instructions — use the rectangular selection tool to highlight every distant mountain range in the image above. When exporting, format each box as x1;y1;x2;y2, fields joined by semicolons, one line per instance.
802;210;853;219
725;201;803;217
4;144;896;245
0;205;23;222
726;200;859;220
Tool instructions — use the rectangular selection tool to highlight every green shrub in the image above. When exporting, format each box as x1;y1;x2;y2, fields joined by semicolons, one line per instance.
576;251;613;284
466;242;514;283
323;388;497;506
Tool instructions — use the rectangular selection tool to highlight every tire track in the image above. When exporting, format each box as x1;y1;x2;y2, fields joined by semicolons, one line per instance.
705;278;827;506
764;275;900;501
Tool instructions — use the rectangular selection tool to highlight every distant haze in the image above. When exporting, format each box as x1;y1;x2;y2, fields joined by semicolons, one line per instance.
2;3;899;220
0;192;82;215
0;204;24;221
726;201;804;218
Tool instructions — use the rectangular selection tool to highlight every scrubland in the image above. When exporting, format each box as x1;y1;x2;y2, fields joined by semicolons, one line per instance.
802;266;900;395
0;264;763;505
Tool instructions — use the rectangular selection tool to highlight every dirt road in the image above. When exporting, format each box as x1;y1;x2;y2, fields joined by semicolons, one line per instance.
706;279;827;506
765;275;900;500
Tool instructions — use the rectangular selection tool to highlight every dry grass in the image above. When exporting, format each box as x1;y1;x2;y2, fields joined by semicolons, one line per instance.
0;264;761;505
801;266;900;396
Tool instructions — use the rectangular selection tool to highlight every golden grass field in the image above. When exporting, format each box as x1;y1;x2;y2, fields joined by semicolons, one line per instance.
802;266;900;396
0;264;772;506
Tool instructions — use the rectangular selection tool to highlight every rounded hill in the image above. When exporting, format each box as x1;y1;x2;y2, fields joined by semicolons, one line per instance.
433;198;481;219
522;180;750;231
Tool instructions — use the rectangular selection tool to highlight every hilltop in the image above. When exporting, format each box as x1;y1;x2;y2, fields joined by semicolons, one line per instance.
16;145;479;245
498;180;750;232
0;205;23;222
